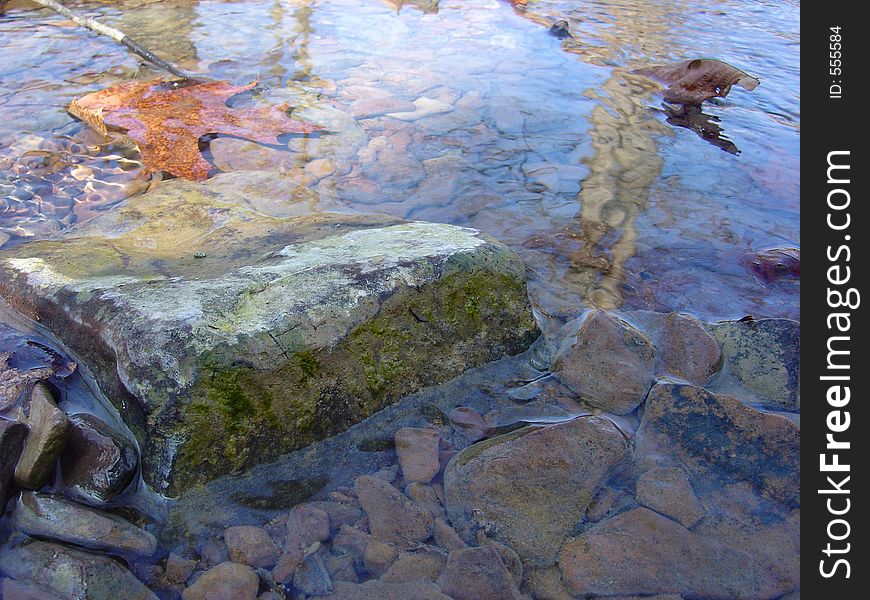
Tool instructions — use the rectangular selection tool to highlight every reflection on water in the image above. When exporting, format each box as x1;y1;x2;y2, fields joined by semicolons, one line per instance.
1;0;799;324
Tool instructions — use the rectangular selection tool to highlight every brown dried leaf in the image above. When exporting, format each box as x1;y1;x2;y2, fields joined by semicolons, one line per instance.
69;78;321;181
632;59;760;105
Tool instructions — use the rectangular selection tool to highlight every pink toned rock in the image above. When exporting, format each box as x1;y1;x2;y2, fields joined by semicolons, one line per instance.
349;97;416;119
436;545;524;600
363;539;398;577
224;525;280;568
554;311;656;414
657;313;723;383
381;546;446;583
395;427;440;483
286;503;330;550
182;561;259;600
558;508;766;598
636;467;704;528
448;406;489;441
328;580;451;600
354;475;433;545
432;517;466;550
405;482;444;518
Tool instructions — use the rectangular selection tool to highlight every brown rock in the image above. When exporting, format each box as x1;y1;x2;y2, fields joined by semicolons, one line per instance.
525;565;574;600
59;413;138;504
163;553;197;586
436;545;524;600
224;525;280;568
558;508;765;598
271;546;304;585
362;538;398;577
635;467;704;528
405;482;444;518
286;503;330;549
349;97;417;119
328;579;451;600
10;492;157;556
432;517;466;550
181;561;259;600
638;383;800;508
448;406;489;442
395;427;440;484
555;311;656;414
13;383;69;489
0;420;27;503
0;539;158;600
709;318;800;410
381;546;446;583
657;313;723;383
354;475;433;545
444;416;629;565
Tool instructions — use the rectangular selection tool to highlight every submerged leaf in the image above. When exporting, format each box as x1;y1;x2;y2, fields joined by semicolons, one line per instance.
68;78;321;181
632;58;760;105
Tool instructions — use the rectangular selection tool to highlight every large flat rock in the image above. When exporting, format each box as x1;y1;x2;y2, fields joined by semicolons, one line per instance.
0;173;538;493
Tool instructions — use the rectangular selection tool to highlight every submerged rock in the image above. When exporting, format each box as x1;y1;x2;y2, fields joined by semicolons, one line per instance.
635;467;704;528
554;311;655;414
395;427;441;483
327;579;451;600
0;173;538;493
181;561;259;600
709;318;800;410
354;474;433;545
14;382;69;490
59;413;138;505
558;508;764;598
223;525;279;568
444;416;630;565
0;419;27;503
655;312;723;383
0;539;157;600
436;545;524;600
9;492;157;556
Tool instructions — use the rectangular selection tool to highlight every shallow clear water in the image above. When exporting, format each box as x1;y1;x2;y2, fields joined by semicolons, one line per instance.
1;0;799;324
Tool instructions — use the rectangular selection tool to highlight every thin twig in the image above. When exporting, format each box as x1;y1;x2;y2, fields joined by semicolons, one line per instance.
32;0;191;79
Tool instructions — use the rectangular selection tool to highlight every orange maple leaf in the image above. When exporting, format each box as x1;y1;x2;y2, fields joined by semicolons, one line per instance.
68;78;321;181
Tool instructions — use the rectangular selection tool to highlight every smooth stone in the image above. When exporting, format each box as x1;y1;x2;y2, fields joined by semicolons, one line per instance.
181;561;259;600
0;539;157;600
405;482;444;518
223;525;280;568
13;383;69;489
305;158;337;179
286;503;331;549
554;311;656;414
163;553;197;586
293;551;333;595
354;475;433;545
387;97;455;122
635;467;704;528
362;538;398;577
9;492;157;556
0;420;27;503
709;318;800;410
444;416;630;565
327;579;451;600
198;537;229;567
432;517;466;550
271;545;304;585
59;413;138;505
349;97;416;119
558;508;767;598
381;546;446;583
0;174;538;493
448;406;489;442
657;313;723;383
332;525;370;562
395;427;440;484
436;545;524;600
307;500;364;533
638;383;800;508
